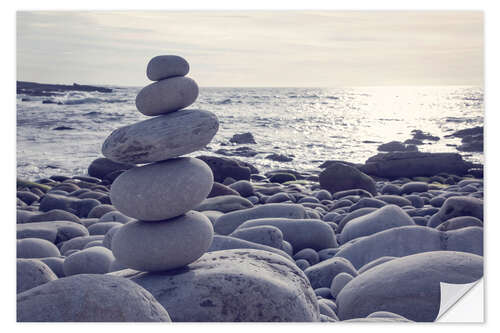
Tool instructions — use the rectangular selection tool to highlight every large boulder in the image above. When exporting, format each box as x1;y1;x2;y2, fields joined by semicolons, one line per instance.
17;274;171;322
237;218;338;252
359;152;471;179
102;109;218;164
337;251;483;322
17;259;58;293
339;205;415;244
319;163;376;196
110;249;319;322
110;157;213;221
334;226;483;269
214;203;306;235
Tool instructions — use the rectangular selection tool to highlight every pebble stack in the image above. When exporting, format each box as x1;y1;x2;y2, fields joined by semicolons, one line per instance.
101;55;219;272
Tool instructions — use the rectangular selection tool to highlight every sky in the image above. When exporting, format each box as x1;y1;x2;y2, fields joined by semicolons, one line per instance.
16;11;483;87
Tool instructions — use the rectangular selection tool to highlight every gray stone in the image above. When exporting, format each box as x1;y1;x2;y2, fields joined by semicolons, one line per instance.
319;163;377;196
26;209;80;224
136;77;198;116
336;207;378;233
60;235;106;255
358;256;396;274
207;182;240;198
436;216;483;231
112;211;213;271
102;109;219;164
17;238;61;258
330;272;354;298
200;210;224;226
400;181;429;194
88;222;122;235
348;197;386;211
146;55;189;81
39;194;100;218
238;218;337;252
194;195;253;213
88;157;135;180
318;300;338;319
437;196;483;222
281;240;294;256
17;259;57;293
17;209;38;223
17;191;39;205
304;257;358;289
102;225;122;249
17;274;171;322
337;251;483;322
339;205;415;244
39;257;65;278
229;225;284;249
207;235;292;261
110;249;319;322
83;240;104;249
17;221;89;244
381;183;401;195
293;248;319;265
404;194;424;208
335;225;483;269
214;203;306;235
228;180;254;197
266;192;292;204
196;155;253;182
99;210;133;223
374;195;411;207
110;157;213;221
63;246;114;276
87;204;115;218
295;259;310;270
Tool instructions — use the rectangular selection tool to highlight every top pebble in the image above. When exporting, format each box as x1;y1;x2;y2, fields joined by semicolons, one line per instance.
147;55;190;81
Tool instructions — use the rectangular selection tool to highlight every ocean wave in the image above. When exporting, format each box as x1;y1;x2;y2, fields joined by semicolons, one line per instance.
62;97;127;105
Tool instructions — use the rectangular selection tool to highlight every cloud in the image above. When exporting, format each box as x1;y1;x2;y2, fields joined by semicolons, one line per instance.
16;11;483;86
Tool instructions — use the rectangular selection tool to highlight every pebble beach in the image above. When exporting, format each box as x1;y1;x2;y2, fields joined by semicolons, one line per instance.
16;55;484;322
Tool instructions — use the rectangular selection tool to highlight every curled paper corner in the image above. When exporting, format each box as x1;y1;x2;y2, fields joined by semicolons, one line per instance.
437;278;483;322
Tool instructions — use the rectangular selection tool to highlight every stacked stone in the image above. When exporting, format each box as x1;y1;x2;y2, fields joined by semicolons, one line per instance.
101;55;219;272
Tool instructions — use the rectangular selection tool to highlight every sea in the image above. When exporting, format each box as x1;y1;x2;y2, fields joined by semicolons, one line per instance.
17;86;484;181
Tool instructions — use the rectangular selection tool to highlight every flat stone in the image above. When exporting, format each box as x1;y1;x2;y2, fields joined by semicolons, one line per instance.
17;221;89;244
39;257;66;278
17;259;57;293
207;235;292;260
135;77;198;116
110;157;213;221
88;157;135;180
237;218;338;252
111;211;214;272
194;195;253;213
337;251;483;322
334;225;483;269
339;205;415;244
110;249;319;322
436;216;483;231
146;55;189;81
214;203;306;235
437;196;483;222
229;225;284;249
359;152;471;179
60;235;105;255
102;109;219;164
17;274;171;322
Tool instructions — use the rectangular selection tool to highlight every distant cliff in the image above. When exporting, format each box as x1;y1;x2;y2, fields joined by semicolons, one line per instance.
17;81;113;96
